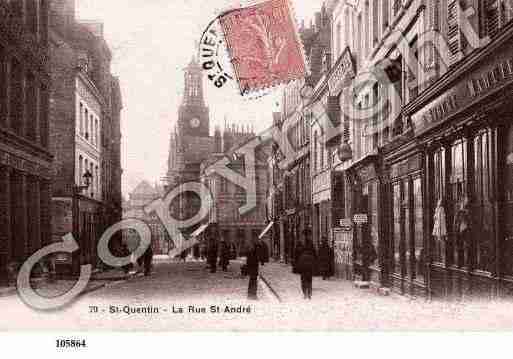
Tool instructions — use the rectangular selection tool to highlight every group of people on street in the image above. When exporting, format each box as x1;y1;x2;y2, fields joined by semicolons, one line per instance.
293;233;334;300
121;240;154;277
205;235;236;273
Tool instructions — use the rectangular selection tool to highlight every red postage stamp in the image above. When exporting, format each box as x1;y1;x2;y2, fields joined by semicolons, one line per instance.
219;0;308;94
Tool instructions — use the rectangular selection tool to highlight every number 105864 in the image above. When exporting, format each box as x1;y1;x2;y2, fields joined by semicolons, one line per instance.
56;339;86;348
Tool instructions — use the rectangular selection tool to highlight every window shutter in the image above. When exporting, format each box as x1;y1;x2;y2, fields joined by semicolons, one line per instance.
486;0;500;38
447;0;461;56
383;0;389;30
373;0;380;45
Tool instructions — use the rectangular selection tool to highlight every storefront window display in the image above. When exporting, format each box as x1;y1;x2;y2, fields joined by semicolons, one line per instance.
393;183;402;274
473;130;495;273
504;123;513;276
450;139;468;268
368;180;379;268
413;177;425;282
432;148;446;264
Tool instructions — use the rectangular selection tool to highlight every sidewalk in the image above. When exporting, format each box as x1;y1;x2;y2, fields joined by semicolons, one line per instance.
259;260;392;303
0;267;136;298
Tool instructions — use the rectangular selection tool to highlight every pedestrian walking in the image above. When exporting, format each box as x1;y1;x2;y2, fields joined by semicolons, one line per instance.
318;237;332;280
292;239;304;274
218;238;231;272
297;239;316;300
207;236;218;273
143;244;153;276
246;237;260;300
257;238;269;265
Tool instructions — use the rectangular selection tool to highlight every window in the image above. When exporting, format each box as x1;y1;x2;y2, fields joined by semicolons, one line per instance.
393;183;402;274
382;0;390;30
79;102;84;136
393;0;401;16
485;0;501;38
10;58;23;136
90;162;94;196
95;118;99;146
320;135;324;169
313;131;318;172
369;181;379;267
40;84;48;147
447;0;461;56
344;9;350;52
0;45;6;128
404;180;411;278
357;15;362;69
26;72;37;141
408;37;419;100
90;114;94;143
85;108;89;139
373;0;380;45
79;155;83;185
432;148;446;263
26;0;39;35
95;165;99;199
413;178;424;282
450;139;467;267
365;1;371;57
336;22;342;58
473;131;494;272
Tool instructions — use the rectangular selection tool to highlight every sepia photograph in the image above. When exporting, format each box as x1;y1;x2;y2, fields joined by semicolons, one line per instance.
2;0;513;346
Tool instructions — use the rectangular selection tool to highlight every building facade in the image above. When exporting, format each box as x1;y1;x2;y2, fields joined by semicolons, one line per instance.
325;0;513;298
122;181;170;255
200;130;270;256
0;0;53;285
49;0;122;273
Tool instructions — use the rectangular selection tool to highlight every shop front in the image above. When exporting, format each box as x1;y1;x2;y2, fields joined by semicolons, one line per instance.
403;23;513;299
383;147;427;297
346;153;383;286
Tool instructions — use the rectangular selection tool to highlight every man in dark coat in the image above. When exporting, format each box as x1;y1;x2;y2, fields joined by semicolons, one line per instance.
246;238;260;300
143;244;153;276
292;240;304;274
218;238;231;272
297;239;316;299
318;237;332;280
207;236;218;273
257;238;269;265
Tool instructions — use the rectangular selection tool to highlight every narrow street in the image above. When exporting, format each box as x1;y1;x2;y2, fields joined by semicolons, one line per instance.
2;259;513;331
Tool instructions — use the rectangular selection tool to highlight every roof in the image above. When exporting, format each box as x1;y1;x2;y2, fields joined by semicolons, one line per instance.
131;180;159;196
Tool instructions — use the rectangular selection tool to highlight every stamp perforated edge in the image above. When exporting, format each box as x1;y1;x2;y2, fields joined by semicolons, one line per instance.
217;0;311;96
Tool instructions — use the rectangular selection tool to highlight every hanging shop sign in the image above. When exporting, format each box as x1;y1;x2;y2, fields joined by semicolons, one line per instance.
353;213;368;224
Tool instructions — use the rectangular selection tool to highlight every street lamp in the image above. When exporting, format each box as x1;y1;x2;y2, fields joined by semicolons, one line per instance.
71;170;93;276
337;140;353;162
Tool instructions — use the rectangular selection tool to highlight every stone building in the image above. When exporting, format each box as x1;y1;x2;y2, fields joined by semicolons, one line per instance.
199;125;270;256
122;181;170;255
326;0;513;298
166;55;269;253
270;6;331;264
0;0;53;285
48;0;122;273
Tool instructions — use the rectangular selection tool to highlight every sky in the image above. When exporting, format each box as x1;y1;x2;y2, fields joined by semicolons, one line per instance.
76;0;324;197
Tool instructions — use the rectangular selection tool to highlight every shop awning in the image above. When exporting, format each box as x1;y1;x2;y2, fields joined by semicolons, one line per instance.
258;222;274;239
191;223;209;238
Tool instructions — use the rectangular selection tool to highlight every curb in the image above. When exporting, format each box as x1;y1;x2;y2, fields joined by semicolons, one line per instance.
259;274;282;303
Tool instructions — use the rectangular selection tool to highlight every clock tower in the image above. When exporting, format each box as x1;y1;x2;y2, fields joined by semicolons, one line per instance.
178;56;209;137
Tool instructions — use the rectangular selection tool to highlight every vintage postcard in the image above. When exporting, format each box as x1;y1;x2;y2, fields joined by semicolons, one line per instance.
2;0;513;344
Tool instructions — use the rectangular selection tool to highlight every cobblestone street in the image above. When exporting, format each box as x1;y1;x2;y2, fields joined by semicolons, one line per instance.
1;259;513;331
